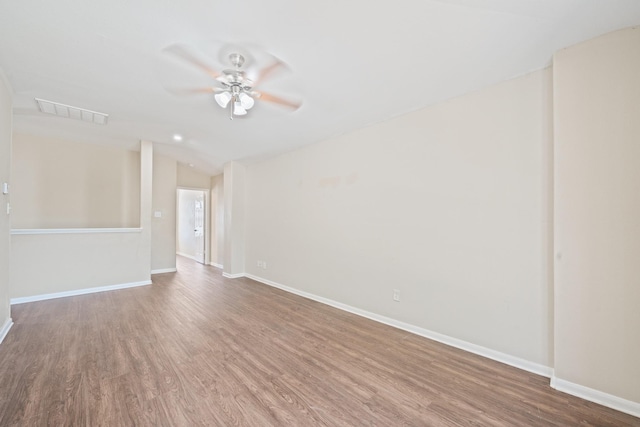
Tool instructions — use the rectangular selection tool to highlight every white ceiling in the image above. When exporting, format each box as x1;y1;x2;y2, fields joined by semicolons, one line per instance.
1;1;640;175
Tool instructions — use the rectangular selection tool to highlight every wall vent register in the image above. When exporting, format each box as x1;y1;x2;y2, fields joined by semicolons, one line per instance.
35;98;109;125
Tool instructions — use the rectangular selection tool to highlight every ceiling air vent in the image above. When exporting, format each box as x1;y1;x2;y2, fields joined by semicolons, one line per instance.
35;98;109;125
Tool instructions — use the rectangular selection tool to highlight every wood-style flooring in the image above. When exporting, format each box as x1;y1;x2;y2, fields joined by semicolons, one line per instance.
0;256;638;426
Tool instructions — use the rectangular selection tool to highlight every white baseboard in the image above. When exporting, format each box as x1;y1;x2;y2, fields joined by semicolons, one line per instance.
209;262;223;269
244;273;552;378
10;280;152;305
223;272;245;279
151;268;177;274
176;252;198;262
551;376;640;418
0;317;13;344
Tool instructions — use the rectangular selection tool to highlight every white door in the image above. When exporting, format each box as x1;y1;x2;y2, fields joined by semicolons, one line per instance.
194;192;205;264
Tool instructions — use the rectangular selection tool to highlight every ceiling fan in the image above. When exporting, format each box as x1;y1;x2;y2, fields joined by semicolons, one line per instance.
163;44;301;120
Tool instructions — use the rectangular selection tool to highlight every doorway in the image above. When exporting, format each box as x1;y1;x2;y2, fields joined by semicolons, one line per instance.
177;189;206;264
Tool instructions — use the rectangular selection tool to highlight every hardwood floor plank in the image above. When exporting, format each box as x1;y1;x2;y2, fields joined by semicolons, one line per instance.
0;256;638;426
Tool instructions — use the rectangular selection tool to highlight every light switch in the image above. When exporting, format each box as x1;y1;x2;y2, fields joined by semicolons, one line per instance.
154;211;162;218
2;183;8;194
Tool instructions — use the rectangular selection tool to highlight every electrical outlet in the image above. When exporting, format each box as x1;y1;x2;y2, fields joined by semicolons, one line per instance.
263;261;267;269
393;289;400;302
257;260;262;267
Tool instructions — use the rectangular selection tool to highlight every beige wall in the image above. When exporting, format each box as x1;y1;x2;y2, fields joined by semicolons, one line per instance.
554;27;640;403
0;70;12;335
151;153;177;272
177;162;211;189
10;230;151;298
10;140;154;301
245;68;553;367
11;133;140;229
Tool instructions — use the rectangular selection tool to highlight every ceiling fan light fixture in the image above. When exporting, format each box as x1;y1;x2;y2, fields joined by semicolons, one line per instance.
238;92;255;110
214;91;232;108
233;101;247;116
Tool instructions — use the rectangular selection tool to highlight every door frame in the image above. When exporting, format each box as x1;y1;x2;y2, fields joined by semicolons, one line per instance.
176;187;210;265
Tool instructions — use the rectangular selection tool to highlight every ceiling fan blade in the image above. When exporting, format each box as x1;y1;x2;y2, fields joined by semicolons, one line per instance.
255;91;301;110
253;59;287;86
167;86;224;96
163;44;221;80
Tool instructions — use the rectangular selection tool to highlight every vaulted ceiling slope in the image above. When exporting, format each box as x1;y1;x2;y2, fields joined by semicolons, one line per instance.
1;1;639;174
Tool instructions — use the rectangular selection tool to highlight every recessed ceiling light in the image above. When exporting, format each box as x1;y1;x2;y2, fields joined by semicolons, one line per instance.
35;98;108;125
173;134;183;142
